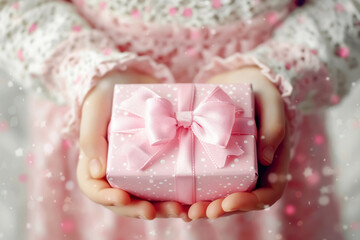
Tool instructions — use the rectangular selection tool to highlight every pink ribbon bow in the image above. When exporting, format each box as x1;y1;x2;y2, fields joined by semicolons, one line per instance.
110;85;246;170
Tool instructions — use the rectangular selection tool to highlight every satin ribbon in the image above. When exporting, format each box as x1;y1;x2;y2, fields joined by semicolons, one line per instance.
110;85;256;204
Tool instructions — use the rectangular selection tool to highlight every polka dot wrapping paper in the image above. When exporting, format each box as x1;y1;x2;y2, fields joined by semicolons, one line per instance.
106;83;258;204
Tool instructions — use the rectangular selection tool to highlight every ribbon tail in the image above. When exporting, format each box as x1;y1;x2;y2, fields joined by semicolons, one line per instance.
115;131;167;170
200;138;244;169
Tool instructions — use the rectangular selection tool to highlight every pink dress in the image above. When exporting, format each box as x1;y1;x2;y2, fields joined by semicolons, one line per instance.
1;0;359;239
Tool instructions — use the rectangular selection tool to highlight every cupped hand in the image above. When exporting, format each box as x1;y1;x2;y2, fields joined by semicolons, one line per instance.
188;66;290;220
76;70;191;221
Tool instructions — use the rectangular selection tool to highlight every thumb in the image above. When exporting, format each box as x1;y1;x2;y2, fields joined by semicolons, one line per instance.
80;136;108;179
80;79;114;179
255;91;286;166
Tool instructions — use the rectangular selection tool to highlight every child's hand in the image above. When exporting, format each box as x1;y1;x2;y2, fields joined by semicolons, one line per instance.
188;67;289;219
77;70;190;221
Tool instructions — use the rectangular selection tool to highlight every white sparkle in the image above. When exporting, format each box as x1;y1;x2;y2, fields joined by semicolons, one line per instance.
15;148;23;157
303;167;313;177
247;120;254;126
43;143;54;155
322;166;334;176
318;195;330;206
45;172;52;178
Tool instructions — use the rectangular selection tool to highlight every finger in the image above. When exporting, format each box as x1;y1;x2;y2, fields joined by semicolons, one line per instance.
253;121;290;207
154;202;191;222
222;120;290;211
154;201;183;217
206;199;226;219
80;82;114;178
188;202;211;220
222;192;261;212
255;89;286;166
106;199;157;220
77;151;131;206
80;135;108;179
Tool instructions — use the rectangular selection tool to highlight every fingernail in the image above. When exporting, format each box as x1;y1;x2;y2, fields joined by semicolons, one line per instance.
263;146;274;164
89;159;101;177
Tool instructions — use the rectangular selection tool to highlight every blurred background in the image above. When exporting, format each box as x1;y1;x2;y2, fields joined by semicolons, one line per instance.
0;69;359;240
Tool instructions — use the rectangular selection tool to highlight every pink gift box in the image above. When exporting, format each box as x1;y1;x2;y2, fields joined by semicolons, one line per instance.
106;83;258;205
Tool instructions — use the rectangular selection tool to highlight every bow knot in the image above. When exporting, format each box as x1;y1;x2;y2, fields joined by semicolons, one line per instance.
175;111;193;128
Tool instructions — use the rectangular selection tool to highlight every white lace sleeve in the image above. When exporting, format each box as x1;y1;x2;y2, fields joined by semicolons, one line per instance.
0;0;173;137
196;0;360;114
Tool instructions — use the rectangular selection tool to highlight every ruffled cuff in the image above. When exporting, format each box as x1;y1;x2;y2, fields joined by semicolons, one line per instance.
57;52;175;140
194;53;299;158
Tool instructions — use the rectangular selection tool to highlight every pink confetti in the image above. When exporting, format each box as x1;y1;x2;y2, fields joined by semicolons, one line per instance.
314;134;324;145
103;48;112;56
17;49;24;62
295;153;305;163
285;205;295;215
335;3;345;12
26;152;34;165
337;46;349;58
60;219;75;234
310;49;318;55
266;12;278;25
99;1;107;10
350;222;359;230
295;191;302;198
72;26;82;32
18;173;28;183
307;171;320;186
285;62;291;70
62;139;71;149
28;23;37;34
169;7;177;16
12;2;19;9
330;94;340;105
212;0;222;9
132;9;140;18
0;120;9;132
183;8;192;18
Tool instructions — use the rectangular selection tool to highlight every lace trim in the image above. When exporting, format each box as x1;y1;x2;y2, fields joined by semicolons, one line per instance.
77;0;291;27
